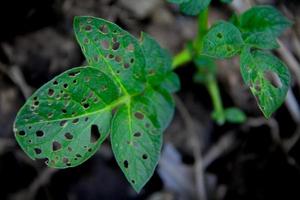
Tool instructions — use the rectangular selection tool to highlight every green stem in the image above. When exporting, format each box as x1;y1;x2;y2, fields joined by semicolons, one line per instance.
194;8;209;54
206;76;225;125
172;48;192;69
171;7;225;124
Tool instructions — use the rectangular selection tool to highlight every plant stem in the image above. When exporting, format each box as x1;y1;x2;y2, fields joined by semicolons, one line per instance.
194;8;209;54
172;48;192;69
171;7;225;124
206;76;225;125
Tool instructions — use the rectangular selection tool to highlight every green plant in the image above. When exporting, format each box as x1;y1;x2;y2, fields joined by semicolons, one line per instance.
170;1;292;123
14;1;291;193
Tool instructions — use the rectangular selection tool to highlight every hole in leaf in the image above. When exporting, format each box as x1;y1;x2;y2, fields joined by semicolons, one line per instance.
115;55;121;62
127;44;134;52
72;118;79;124
83;103;90;109
65;132;73;140
68;71;80;77
60;120;68;127
88;148;92;152
63;157;69;164
217;33;223;39
33;101;39;106
131;180;135;184
76;154;82;158
130;58;134;64
101;40;109;49
142;154;148;160
134;112;144;120
52;141;62;151
108;54;114;59
18;130;26;136
85;25;92;32
85;117;89;122
90;124;101;143
36;130;44;137
63;83;68;89
53;80;58;85
62;108;67;114
48;89;54;97
99;25;108;34
134;132;141;137
124;63;130;69
73;79;77;84
34;148;42;155
264;70;282;88
112;42;120;50
123;160;129;168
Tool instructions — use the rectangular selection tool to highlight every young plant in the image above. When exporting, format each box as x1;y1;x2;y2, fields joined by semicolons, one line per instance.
170;1;292;122
14;17;179;192
14;0;292;193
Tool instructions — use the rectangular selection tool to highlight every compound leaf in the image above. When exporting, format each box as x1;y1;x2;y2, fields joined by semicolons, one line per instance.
14;66;123;168
14;16;179;193
203;21;244;58
73;16;146;94
168;0;211;16
240;48;290;118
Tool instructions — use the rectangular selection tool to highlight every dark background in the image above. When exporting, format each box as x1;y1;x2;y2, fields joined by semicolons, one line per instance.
0;0;300;199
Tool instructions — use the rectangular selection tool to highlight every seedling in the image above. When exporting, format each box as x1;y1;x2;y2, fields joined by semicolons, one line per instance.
14;1;291;193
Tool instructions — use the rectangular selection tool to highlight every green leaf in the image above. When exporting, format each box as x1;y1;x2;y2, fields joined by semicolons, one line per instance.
238;6;292;37
73;16;146;94
240;48;290;118
110;83;174;193
14;16;179;192
243;32;279;50
140;32;172;86
235;6;291;50
159;72;180;93
168;0;211;16
203;21;244;58
14;66;123;168
224;107;246;123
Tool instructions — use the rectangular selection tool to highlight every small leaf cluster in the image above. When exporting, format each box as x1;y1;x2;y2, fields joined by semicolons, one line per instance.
14;17;180;192
202;6;292;118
